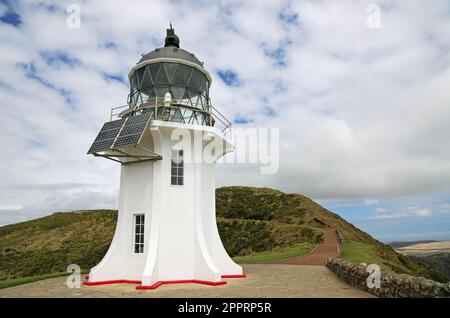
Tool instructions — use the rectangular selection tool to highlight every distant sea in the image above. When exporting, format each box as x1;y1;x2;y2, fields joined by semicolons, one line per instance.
376;232;450;244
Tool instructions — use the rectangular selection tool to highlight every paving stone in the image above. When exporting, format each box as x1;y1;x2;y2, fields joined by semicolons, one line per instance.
0;264;372;298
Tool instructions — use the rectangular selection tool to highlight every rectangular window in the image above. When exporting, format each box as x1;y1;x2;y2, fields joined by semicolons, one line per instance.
171;149;184;185
134;214;145;254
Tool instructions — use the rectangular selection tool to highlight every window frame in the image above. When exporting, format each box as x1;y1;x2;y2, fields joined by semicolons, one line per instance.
170;149;184;186
133;214;145;254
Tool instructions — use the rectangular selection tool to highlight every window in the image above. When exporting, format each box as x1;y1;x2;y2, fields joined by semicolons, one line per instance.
134;214;145;253
129;62;210;113
171;149;184;185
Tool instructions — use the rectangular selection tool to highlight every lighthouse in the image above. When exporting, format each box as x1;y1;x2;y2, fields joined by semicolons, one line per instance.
85;26;243;289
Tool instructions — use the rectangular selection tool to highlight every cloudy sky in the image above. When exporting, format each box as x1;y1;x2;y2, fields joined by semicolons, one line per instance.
1;0;449;242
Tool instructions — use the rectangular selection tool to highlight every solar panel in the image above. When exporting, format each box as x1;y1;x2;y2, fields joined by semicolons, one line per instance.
113;134;142;148
102;118;126;130
118;122;147;137
87;112;152;154
110;112;152;148
87;118;126;154
95;128;121;142
126;111;151;125
88;138;115;154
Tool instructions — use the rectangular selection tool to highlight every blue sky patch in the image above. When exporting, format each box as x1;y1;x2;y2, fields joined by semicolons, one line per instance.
27;138;46;149
0;8;21;27
274;79;287;93
102;41;119;50
217;69;241;87
261;39;292;67
279;7;299;26
40;51;80;68
262;106;277;117
40;3;57;12
217;2;240;33
18;62;75;108
234;115;253;124
102;72;126;84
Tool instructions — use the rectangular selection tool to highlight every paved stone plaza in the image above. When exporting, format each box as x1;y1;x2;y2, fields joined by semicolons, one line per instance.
0;264;372;298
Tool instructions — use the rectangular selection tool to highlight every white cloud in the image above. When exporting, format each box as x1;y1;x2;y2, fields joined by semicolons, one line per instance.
375;208;386;213
415;209;432;217
0;0;449;229
369;205;434;220
364;199;379;206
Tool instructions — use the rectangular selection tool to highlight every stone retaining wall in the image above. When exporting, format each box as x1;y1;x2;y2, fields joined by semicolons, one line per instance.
326;258;450;298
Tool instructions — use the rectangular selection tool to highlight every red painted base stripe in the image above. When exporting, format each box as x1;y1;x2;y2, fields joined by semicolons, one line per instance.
84;273;246;290
136;279;227;290
221;274;247;279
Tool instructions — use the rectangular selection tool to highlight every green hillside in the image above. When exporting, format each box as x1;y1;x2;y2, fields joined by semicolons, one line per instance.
0;186;446;283
216;187;447;282
413;253;450;281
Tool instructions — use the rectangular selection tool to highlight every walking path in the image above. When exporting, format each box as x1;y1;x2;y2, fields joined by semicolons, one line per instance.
273;228;340;265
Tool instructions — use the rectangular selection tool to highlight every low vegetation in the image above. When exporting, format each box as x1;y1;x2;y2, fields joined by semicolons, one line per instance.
216;187;448;282
0;210;115;280
413;253;450;281
0;186;446;285
0;206;322;281
233;243;316;263
217;217;322;256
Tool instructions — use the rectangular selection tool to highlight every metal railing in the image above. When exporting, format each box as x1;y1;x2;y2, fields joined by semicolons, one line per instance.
110;105;129;120
209;104;232;137
109;98;232;138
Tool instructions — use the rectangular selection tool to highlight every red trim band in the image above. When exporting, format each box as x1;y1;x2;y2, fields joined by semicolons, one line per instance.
136;279;227;290
84;273;245;290
221;274;247;279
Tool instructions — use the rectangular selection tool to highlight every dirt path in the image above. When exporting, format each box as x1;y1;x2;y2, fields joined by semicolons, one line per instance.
0;264;371;298
273;228;340;265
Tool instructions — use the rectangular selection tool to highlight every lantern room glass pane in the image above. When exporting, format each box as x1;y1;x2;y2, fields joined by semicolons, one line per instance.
171;87;185;103
174;64;192;86
131;75;138;92
156;65;169;85
172;109;183;122
164;63;178;82
140;91;149;103
141;67;152;89
149;64;161;80
188;70;200;92
155;87;168;100
129;61;210;125
136;68;145;88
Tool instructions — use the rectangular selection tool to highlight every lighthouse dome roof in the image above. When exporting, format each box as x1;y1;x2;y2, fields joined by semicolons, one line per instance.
127;26;213;127
138;46;203;67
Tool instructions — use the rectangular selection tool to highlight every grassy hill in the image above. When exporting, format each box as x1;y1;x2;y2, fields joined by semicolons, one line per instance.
0;186;446;283
215;187;447;282
412;253;450;281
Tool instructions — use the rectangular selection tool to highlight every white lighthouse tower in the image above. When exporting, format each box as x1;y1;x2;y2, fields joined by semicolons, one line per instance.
85;26;243;289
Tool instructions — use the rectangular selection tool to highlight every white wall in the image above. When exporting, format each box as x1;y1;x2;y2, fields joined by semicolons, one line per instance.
89;161;153;281
89;120;242;284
